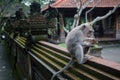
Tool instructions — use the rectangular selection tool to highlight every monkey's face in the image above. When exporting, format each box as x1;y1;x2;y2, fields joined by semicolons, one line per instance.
82;24;97;45
82;24;94;38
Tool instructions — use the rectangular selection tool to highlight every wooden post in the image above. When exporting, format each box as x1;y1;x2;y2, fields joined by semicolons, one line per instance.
115;11;120;39
89;12;93;22
27;54;32;80
57;13;61;40
115;12;118;31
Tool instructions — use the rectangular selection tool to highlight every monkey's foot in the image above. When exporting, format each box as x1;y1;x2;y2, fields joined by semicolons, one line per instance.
80;57;88;64
85;55;93;59
81;55;93;64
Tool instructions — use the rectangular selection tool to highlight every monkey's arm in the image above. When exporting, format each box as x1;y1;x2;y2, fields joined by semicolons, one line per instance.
82;42;94;47
82;38;97;47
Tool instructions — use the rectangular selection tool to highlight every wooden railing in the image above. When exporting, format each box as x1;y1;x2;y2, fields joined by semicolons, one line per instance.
5;33;120;80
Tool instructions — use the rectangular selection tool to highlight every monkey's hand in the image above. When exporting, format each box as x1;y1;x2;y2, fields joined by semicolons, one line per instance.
79;55;93;64
82;42;94;47
85;54;93;59
84;38;97;44
83;39;97;47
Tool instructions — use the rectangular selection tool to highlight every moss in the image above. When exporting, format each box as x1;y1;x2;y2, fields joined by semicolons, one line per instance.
58;43;66;48
91;44;102;50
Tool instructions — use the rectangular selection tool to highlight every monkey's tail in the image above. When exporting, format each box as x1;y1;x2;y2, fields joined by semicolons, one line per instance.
51;58;74;80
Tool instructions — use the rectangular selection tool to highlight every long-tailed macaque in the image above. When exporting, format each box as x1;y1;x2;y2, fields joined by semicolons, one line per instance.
65;23;96;63
51;23;96;80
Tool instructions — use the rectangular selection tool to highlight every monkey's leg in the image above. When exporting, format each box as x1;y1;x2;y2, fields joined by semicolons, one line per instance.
84;47;93;59
84;46;93;57
84;46;90;54
75;45;88;64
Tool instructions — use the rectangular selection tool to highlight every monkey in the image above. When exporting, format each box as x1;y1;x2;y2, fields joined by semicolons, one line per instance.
51;23;96;80
65;23;96;63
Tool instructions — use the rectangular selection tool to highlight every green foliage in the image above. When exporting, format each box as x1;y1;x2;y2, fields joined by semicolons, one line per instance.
65;18;74;31
21;0;49;7
91;44;101;49
18;0;22;2
0;0;49;18
58;43;66;48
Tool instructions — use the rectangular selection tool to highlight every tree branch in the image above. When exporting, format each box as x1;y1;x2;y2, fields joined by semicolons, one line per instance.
85;0;101;22
76;0;93;26
0;0;12;13
74;0;80;9
91;2;120;25
72;0;82;27
85;6;94;22
71;14;79;29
